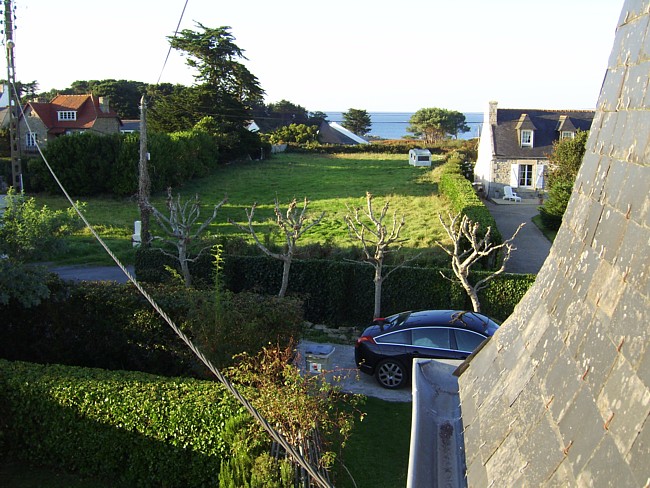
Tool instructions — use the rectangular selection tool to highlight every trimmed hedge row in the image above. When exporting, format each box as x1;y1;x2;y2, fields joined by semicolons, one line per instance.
0;276;203;377
26;130;219;196
439;154;502;245
0;359;243;487
0;276;303;377
135;249;535;325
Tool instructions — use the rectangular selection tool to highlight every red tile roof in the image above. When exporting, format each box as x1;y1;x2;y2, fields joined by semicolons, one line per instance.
25;94;120;132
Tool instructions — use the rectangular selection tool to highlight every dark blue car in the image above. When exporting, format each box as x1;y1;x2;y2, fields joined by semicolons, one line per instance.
355;310;500;389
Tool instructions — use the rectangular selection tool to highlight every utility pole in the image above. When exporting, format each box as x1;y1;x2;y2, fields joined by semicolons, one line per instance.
138;95;151;247
4;0;22;191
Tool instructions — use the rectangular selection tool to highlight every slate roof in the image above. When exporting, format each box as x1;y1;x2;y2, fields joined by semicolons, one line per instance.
493;108;594;159
317;121;369;145
25;94;121;133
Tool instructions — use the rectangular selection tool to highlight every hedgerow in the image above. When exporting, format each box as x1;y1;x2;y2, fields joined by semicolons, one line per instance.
26;130;220;196
439;152;502;247
0;359;243;487
0;276;303;376
135;249;534;325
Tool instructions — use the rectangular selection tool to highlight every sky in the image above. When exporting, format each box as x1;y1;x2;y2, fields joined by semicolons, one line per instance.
5;0;623;113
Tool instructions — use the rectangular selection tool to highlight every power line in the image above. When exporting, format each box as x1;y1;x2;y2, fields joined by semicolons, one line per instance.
156;0;190;85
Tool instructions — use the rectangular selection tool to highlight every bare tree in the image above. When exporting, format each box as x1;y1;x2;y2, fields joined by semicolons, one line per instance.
345;192;416;319
149;188;227;287
229;197;325;297
436;212;524;313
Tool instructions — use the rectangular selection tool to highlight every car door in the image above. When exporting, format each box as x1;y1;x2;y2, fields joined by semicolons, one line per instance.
373;329;412;360
452;328;489;354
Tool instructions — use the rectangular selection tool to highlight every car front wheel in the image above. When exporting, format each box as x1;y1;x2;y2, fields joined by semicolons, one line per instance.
375;359;407;389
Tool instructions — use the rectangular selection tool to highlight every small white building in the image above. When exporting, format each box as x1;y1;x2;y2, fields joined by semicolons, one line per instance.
408;148;432;167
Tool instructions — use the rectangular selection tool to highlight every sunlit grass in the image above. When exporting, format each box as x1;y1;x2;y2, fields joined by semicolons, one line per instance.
33;152;452;265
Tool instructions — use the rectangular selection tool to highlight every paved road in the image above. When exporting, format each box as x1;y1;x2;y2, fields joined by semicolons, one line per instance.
485;200;552;274
47;264;134;283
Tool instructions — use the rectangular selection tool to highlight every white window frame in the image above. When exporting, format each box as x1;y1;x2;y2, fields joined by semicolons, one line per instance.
561;131;575;140
26;132;38;147
520;130;533;147
518;164;534;188
57;110;77;121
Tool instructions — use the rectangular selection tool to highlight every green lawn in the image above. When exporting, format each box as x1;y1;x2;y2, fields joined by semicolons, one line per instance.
33;152;451;265
335;397;412;488
532;214;557;242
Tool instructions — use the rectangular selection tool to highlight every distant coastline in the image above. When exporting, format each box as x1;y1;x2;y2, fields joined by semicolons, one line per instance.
325;112;483;140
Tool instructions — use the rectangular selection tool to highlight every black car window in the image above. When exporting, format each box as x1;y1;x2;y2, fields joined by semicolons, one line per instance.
412;328;451;349
375;330;411;345
454;329;487;352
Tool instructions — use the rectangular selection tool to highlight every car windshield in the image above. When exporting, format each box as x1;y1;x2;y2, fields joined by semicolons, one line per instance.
450;311;500;334
383;311;411;329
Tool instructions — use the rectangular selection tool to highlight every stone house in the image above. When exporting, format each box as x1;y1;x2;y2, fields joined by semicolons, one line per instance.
18;94;121;153
474;101;594;200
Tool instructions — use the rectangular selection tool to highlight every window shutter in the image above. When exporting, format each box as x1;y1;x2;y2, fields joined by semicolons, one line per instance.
510;164;519;188
536;164;545;189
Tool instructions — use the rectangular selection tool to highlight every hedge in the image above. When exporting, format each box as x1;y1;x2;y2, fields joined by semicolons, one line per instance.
0;359;244;487
135;248;535;326
26;130;220;196
0;276;303;377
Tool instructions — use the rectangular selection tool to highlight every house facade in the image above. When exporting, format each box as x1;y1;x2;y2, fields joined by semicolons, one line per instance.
18;94;121;153
474;101;594;199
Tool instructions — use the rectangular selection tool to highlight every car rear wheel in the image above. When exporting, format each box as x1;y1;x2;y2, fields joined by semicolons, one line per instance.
375;359;407;389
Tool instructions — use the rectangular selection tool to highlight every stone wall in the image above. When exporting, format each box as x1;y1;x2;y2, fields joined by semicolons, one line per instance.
458;1;650;486
492;158;546;199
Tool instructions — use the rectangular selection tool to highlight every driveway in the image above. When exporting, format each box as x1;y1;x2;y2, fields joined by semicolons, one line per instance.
297;341;412;402
485;200;551;274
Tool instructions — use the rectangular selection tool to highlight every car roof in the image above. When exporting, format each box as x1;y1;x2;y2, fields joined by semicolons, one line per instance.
376;310;499;335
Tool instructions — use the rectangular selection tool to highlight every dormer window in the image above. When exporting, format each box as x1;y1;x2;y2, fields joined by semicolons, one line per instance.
57;110;77;121
520;130;533;147
516;113;536;148
560;131;575;140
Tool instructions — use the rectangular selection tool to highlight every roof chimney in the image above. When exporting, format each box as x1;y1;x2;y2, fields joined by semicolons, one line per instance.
98;96;110;113
488;101;498;126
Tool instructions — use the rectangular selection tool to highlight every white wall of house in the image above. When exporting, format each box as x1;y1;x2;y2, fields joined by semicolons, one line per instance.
474;107;495;196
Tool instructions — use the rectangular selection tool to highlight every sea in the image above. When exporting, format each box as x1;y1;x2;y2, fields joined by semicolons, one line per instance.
325;111;483;140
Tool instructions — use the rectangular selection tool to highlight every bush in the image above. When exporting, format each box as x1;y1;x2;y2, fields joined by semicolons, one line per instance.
0;359;243;487
0;187;84;261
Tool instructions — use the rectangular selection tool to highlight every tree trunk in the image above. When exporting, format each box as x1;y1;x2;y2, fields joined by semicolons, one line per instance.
279;257;291;298
373;266;383;319
178;242;192;287
461;279;480;312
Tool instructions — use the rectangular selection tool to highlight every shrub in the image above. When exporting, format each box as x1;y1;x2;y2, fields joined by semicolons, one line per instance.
0;187;84;261
0;359;243;487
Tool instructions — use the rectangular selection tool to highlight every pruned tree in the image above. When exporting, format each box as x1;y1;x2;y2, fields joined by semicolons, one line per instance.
436;212;524;312
345;192;416;319
229;197;325;297
149;188;227;287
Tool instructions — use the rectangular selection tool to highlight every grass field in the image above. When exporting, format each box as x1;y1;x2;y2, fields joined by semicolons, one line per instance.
33;152;452;265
